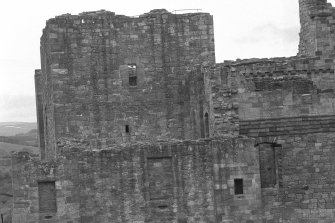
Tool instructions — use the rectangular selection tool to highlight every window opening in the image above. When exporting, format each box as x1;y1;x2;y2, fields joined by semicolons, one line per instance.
44;107;48;131
158;205;169;209
234;178;243;195
128;64;137;86
125;125;130;133
38;181;57;213
204;112;209;138
147;157;173;200
258;143;278;188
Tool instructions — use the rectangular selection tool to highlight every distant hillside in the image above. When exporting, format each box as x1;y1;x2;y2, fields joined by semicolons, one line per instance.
0;122;38;147
0;122;37;136
0;142;39;157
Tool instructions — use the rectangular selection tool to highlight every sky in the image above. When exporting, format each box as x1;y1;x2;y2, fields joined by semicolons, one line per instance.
1;0;334;122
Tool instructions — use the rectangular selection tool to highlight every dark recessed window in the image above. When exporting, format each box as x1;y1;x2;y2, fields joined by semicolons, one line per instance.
234;179;243;195
38;181;57;213
259;143;277;188
204;112;209;138
128;64;137;86
125;125;130;133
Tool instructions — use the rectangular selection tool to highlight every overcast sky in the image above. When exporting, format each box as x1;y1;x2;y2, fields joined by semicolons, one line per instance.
1;0;334;122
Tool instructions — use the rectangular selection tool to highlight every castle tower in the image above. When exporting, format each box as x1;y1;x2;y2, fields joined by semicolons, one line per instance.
36;10;215;159
298;0;327;56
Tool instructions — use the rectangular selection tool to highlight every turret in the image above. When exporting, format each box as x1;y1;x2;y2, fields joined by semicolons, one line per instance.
298;0;328;56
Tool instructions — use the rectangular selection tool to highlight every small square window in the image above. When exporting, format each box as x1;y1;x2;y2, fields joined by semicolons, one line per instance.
234;179;243;195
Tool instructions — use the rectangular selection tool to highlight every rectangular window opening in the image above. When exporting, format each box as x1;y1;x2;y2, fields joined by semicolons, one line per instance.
125;125;130;133
147;157;173;200
128;64;137;86
129;76;137;86
234;178;243;195
258;143;278;188
38;181;57;213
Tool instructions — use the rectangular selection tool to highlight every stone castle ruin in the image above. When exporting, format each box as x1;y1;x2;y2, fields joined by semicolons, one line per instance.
11;0;335;222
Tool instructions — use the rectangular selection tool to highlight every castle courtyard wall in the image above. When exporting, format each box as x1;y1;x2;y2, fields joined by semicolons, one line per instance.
12;138;261;223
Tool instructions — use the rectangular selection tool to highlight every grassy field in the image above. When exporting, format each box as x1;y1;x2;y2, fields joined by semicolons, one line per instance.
0;141;39;157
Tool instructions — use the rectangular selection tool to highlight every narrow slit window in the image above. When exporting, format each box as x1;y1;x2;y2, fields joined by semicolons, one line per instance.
204;112;209;138
234;179;243;195
38;181;57;213
125;125;130;133
128;64;137;86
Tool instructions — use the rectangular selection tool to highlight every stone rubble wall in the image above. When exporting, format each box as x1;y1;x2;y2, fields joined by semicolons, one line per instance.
210;56;335;138
12;137;260;223
298;0;328;56
255;133;335;222
18;1;335;222
208;53;335;222
37;10;215;158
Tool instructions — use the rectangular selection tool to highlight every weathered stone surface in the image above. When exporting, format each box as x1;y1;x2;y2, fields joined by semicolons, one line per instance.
36;10;214;160
12;138;259;223
11;1;335;222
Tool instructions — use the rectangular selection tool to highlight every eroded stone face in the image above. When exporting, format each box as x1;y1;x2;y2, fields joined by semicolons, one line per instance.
12;138;260;223
12;1;335;222
35;9;215;159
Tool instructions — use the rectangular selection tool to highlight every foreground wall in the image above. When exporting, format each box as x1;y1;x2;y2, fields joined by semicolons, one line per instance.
13;133;335;223
12;138;261;223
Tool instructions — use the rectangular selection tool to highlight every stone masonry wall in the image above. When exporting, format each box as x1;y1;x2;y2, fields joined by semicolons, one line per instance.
35;69;45;159
212;139;261;222
209;56;335;138
12;137;260;223
254;133;335;223
208;55;335;222
298;0;328;56
37;9;215;158
24;1;335;222
39;35;58;160
298;0;335;65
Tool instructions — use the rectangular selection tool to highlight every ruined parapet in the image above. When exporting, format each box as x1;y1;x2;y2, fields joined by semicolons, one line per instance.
209;55;335;137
